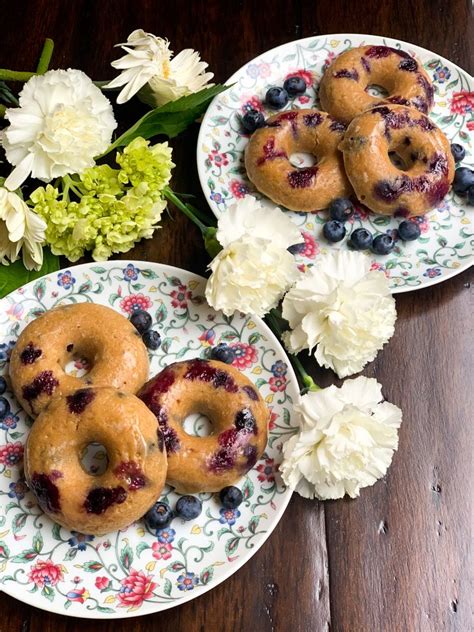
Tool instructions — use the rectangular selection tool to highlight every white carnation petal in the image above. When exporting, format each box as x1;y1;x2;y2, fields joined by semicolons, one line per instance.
4;154;35;191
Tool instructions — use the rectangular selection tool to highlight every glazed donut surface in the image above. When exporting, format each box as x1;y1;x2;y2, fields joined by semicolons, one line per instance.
245;108;352;212
139;359;269;494
24;387;167;535
319;45;434;124
340;104;455;216
10;303;149;417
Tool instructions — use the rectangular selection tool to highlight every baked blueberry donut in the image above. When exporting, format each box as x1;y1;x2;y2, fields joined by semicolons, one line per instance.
139;359;269;494
24;387;167;535
340;104;455;216
245;109;352;212
319;45;434;124
10;303;149;417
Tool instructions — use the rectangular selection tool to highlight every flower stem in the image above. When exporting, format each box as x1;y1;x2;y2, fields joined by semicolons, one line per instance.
163;186;209;233
36;38;54;74
0;69;35;82
265;308;320;393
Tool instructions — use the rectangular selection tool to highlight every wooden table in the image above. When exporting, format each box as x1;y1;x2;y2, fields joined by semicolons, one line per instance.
1;1;472;630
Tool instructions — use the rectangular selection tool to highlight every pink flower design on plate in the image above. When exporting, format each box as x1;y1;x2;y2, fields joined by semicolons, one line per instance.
0;442;24;466
450;91;474;115
208;148;229;167
170;285;192;309
152;541;173;561
256;458;276;483
198;328;216;347
241;94;263;113
28;560;64;588
258;62;271;78
119;293;153;314
301;232;318;258
322;52;336;71
268;409;279;431
298;95;311;104
95;576;110;590
467;121;474;131
6;303;24;322
66;587;89;603
117;569;157;608
230;343;258;369
269;375;287;392
229;179;250;199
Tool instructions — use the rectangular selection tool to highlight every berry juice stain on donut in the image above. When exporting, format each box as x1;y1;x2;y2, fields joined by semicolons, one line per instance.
288;167;318;189
360;56;371;73
30;471;63;513
303;112;323;127
417;75;435;108
399;58;418;72
235;408;257;434
20;343;42;365
66;388;95;414
84;486;127;514
256;137;288;166
243;445;258;469
334;68;359;80
184;359;238;393
329;119;347;133
157;428;164;452
148;402;181;453
114;461;146;491
242;385;258;401
22;370;59;403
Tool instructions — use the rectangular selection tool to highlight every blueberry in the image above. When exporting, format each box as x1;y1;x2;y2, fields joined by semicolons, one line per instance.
242;109;265;132
265;86;289;110
144;501;174;530
142;329;161;351
175;495;202;521
219;486;244;509
328;197;354;221
210;343;236;364
468;185;474;206
323;220;346;243
283;76;307;97
0;397;10;418
130;310;152;334
398;220;421;241
453;167;474;195
349;228;373;250
0;376;6;395
372;234;395;255
450;143;466;163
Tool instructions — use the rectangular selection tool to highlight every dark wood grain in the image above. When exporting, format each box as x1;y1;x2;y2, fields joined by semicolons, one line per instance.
0;1;472;631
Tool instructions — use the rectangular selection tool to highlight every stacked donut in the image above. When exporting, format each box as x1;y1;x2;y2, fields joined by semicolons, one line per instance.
245;45;455;217
10;304;268;535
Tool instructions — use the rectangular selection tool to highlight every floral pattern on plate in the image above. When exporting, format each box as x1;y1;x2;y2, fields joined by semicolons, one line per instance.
0;261;298;618
197;34;474;292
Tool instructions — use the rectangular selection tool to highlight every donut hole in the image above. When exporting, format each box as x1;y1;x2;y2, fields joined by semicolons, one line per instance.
366;84;389;98
289;152;318;169
182;412;213;437
64;353;92;378
388;140;418;172
80;442;109;476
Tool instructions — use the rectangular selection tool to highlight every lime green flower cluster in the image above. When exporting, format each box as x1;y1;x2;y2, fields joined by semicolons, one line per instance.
29;138;174;261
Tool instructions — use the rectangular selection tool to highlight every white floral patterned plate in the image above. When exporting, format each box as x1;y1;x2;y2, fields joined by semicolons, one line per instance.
0;261;299;618
197;33;474;292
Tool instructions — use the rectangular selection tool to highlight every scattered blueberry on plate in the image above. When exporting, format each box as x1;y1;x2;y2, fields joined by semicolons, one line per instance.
398;220;421;241
0;376;6;395
283;76;306;97
219;486;243;509
265;86;289;109
450;143;466;163
142;330;161;351
176;495;202;521
130;309;152;334
144;502;174;530
349;227;373;250
329;197;354;222
372;234;395;255
210;343;235;364
453;167;474;195
242;109;265;133
0;397;11;418
468;185;474;206
323;220;346;243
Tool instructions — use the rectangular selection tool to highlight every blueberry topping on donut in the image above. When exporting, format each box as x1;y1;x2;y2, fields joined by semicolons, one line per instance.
374;177;410;202
84;486;127;514
365;46;393;59
218;428;239;448
30;471;62;513
256;137;288;166
403;136;411;146
334;68;359;81
114;461;146;491
288;167;317;189
410;96;428;113
303;112;323;127
66;388;95;414
417;117;435;132
66;343;74;352
386;96;410;106
140;367;175;396
213;370;239;393
208;448;236;472
183;359;238;392
20;343;42;365
23;371;59;402
157;428;164;452
399;58;418;72
329;119;347;133
243;445;258;469
148;403;181;453
426;179;450;205
416;75;434;108
242;385;258;401
235;408;257;434
429;153;449;176
360;56;371;73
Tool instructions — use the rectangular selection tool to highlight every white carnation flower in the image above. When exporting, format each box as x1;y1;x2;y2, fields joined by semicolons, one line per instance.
2;69;117;191
282;250;396;378
280;376;402;500
205;195;303;317
0;188;46;270
106;29;214;106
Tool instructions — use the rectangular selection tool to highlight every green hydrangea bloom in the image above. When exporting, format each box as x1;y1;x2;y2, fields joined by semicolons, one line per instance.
30;138;173;261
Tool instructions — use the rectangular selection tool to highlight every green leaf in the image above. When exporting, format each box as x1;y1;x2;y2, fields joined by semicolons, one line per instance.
33;531;43;553
12;513;27;535
248;515;261;534
83;561;103;572
52;523;63;541
0;80;19;106
254;378;267;389
169;561;185;572
9;431;24;439
64;547;78;561
248;332;262;345
160;336;173;354
0;540;10;559
41;585;55;601
140;268;159;279
90;266;107;274
225;537;240;557
0;249;59;299
136;542;150;558
175;346;189;359
163;578;172;596
64;600;72;610
242;478;254;500
120;543;133;570
155;302;168;324
97;606;115;613
106;84;229;150
11;549;37;563
78;280;92;293
220;330;238;341
200;566;214;585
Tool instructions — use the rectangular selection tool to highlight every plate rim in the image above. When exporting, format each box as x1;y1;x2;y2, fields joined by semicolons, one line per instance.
196;32;474;295
0;259;297;619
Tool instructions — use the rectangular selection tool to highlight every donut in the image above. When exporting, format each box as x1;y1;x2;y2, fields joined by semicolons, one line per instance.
244;108;352;212
138;359;269;493
10;303;149;417
24;387;167;535
319;45;434;124
340;104;455;216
